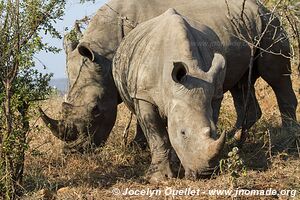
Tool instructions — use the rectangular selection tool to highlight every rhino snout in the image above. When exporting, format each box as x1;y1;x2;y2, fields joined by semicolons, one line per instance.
171;128;226;179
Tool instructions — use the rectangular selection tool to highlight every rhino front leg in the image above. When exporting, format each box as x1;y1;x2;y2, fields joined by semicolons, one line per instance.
134;100;173;183
212;97;223;125
130;122;148;149
229;81;262;145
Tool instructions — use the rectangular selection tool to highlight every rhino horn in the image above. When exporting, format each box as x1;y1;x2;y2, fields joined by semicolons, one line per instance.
206;53;226;83
208;131;226;158
38;107;78;142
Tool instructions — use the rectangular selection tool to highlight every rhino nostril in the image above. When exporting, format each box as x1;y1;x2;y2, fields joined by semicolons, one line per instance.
180;130;186;135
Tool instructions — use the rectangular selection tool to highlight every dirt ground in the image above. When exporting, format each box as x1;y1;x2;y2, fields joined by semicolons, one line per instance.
21;68;300;200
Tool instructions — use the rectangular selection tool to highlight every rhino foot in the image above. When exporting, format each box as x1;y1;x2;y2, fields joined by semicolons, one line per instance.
170;149;184;178
228;128;248;148
270;126;300;153
129;140;148;150
146;161;173;183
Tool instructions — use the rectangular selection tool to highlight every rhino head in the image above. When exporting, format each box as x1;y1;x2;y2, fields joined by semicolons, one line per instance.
40;35;119;149
167;53;226;179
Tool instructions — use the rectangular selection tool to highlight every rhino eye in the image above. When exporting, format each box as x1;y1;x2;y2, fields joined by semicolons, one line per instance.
172;61;188;83
180;129;188;139
92;106;100;115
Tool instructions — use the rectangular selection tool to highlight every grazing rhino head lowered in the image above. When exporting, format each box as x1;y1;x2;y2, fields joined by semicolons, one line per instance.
39;32;119;150
113;8;226;180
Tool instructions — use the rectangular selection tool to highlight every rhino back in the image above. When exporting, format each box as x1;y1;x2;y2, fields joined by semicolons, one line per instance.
81;0;187;59
83;0;262;89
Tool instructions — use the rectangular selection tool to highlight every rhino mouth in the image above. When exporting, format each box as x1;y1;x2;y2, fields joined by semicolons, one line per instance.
198;167;218;178
39;105;110;147
185;167;218;179
182;131;226;180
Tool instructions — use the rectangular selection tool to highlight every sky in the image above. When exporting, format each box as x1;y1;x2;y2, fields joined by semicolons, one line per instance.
35;0;107;79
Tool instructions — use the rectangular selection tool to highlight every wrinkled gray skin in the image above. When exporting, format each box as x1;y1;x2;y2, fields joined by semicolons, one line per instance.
114;2;297;181
113;9;227;181
40;0;297;153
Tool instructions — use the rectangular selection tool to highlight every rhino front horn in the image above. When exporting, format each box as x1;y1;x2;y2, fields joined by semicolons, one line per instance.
38;107;78;142
209;131;226;158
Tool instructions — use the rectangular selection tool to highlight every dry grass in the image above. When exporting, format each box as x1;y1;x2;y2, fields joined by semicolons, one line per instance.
20;71;300;199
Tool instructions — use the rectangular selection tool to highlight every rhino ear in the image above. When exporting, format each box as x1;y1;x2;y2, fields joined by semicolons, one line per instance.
78;42;95;61
206;53;226;83
172;62;188;83
63;35;78;54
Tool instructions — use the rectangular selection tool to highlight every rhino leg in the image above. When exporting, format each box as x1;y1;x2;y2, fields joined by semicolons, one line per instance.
130;122;148;149
212;97;223;125
256;54;297;127
229;76;262;145
268;77;297;127
134;100;173;183
257;55;297;150
256;15;297;127
231;83;262;129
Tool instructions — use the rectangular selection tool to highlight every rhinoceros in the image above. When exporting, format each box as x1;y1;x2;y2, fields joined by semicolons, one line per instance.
113;8;227;181
115;3;296;180
40;0;297;152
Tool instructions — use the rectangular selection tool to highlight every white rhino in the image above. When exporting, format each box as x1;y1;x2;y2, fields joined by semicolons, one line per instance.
40;0;297;153
113;8;227;180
